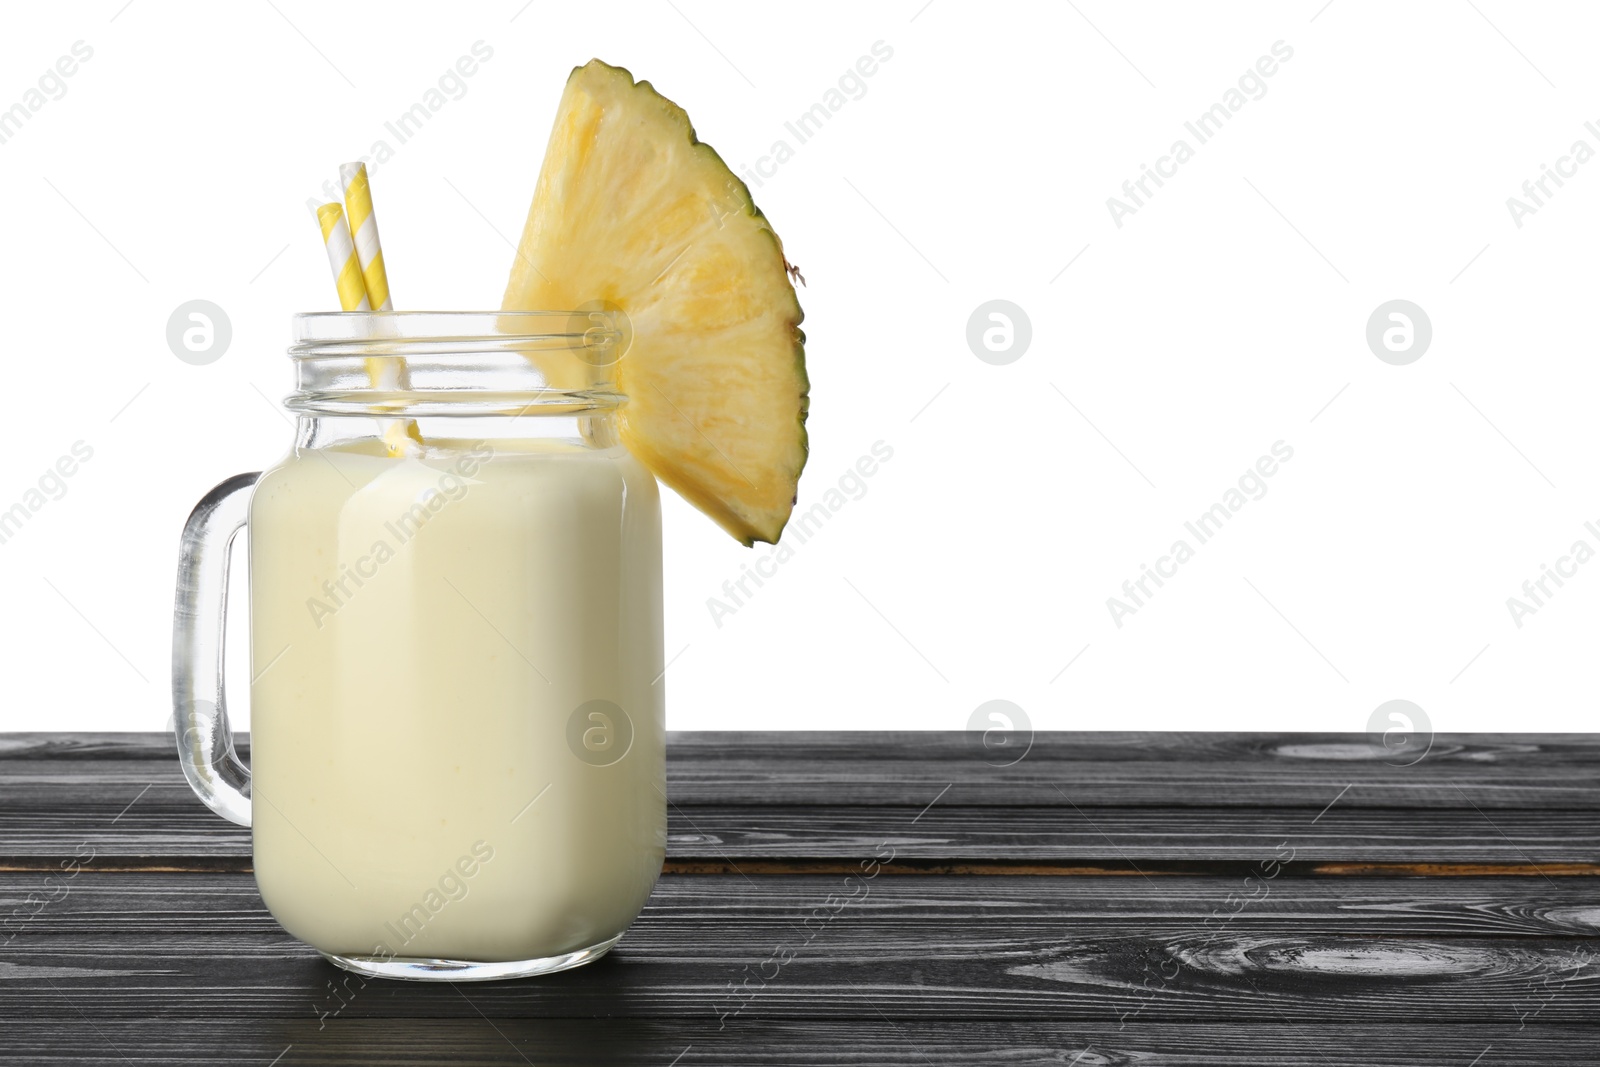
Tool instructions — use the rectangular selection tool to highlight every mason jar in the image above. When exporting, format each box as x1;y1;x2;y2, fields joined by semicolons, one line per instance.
171;311;665;981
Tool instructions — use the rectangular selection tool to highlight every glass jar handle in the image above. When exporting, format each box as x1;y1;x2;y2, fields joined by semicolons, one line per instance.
171;473;260;827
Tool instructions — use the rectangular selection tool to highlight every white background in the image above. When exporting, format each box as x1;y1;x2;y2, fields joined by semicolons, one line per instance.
0;0;1594;735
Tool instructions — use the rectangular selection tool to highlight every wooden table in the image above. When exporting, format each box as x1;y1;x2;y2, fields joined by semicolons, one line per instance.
1;732;1596;1065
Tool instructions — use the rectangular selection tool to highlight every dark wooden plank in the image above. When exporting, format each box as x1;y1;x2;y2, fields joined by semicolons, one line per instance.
8;872;1600;937
662;805;1600;864
4;803;1598;866
3;734;1598;866
8;754;1598;809
3;873;1596;1023
6;732;1600;808
4;732;1596;1064
0;1020;1589;1067
4;801;1598;868
14;730;1600;766
668;731;1600;810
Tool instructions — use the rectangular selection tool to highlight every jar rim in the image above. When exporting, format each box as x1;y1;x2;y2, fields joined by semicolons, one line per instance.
292;310;616;350
286;311;626;418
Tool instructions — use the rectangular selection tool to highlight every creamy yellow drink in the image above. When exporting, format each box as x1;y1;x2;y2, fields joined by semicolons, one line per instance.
172;58;809;982
247;436;664;963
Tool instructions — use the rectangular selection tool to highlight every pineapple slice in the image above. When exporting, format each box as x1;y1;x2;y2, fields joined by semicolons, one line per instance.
503;59;809;546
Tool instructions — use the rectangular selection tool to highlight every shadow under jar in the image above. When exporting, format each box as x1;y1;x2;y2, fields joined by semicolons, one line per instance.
171;312;666;981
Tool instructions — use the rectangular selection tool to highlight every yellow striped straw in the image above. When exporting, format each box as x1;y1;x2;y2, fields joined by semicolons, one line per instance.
314;202;370;311
340;162;392;312
312;197;421;452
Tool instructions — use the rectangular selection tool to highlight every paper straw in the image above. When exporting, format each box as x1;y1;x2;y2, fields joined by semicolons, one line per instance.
313;202;370;311
312;198;421;452
340;162;392;312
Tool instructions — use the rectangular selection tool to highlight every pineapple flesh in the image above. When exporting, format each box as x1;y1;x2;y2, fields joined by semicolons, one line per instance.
503;59;809;545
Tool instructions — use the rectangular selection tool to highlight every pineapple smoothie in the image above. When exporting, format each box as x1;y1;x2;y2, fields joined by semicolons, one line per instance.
247;436;665;962
173;58;809;981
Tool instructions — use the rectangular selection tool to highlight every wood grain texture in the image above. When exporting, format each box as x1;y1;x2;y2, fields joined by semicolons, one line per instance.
2;873;1597;1024
7;871;1600;937
3;733;1597;866
5;803;1594;866
12;730;1600;764
3;730;1596;1066
0;1020;1589;1066
661;805;1600;863
6;731;1600;806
